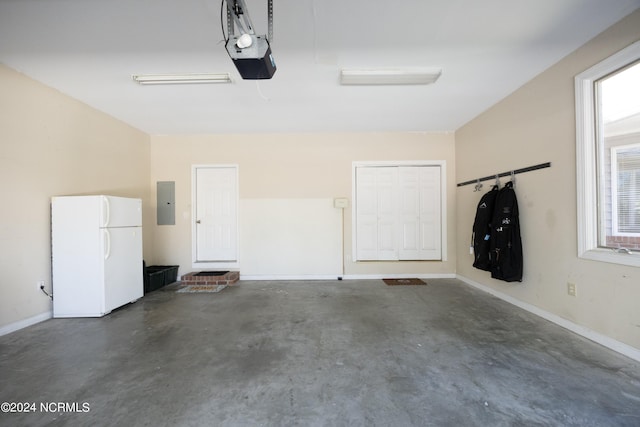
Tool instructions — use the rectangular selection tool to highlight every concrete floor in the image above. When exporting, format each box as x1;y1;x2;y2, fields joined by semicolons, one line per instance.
1;279;639;427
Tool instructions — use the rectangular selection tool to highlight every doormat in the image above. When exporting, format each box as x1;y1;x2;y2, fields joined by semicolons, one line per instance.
176;284;228;293
383;278;427;286
193;271;229;276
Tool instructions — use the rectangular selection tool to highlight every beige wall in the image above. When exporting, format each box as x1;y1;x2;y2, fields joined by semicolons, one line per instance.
149;133;456;278
0;64;151;331
455;11;640;351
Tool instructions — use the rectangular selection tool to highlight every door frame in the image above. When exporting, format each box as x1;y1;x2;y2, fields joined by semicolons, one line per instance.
191;164;240;269
351;160;447;262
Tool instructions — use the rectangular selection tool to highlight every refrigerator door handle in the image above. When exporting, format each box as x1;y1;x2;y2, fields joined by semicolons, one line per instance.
102;196;111;227
104;229;111;260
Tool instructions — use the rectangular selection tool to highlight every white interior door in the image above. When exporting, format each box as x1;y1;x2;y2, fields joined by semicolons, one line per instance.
399;167;421;259
356;167;399;260
355;167;379;260
418;166;441;259
398;166;441;259
376;167;399;260
355;164;442;261
195;166;238;262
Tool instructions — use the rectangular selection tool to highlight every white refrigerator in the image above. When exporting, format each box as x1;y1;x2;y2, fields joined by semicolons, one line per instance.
52;195;143;318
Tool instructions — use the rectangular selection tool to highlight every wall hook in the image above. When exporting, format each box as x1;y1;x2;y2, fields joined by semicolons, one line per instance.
473;179;483;192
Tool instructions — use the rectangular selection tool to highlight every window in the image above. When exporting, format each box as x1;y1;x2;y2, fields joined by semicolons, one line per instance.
576;40;640;267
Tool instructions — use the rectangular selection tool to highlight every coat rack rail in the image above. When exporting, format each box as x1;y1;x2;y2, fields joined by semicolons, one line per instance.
456;162;551;187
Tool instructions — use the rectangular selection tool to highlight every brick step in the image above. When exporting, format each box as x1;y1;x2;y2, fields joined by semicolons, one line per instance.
180;271;239;286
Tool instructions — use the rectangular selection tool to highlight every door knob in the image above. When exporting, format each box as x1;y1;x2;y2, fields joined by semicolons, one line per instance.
196;220;201;224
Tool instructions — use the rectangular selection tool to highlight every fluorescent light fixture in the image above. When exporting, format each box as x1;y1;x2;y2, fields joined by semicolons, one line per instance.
340;68;442;85
132;73;232;85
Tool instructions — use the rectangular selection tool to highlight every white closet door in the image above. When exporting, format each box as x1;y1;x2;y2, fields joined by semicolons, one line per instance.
376;167;399;260
398;167;421;259
398;166;441;260
356;167;399;260
356;164;442;261
355;167;379;260
418;166;441;260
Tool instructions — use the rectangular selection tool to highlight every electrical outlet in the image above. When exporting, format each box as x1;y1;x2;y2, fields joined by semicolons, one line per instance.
37;280;45;290
567;282;577;297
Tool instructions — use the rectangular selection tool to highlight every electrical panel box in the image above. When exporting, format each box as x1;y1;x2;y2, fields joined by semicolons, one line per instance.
157;181;175;225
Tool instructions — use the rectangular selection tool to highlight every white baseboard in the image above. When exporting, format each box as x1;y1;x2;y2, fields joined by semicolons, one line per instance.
239;274;342;281
0;311;52;337
239;273;456;281
343;273;456;280
457;275;640;363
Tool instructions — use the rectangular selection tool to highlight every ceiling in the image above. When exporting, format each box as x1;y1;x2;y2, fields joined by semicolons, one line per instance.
1;0;639;135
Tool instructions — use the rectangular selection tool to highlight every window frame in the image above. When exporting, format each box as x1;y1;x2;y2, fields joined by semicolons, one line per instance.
575;39;640;267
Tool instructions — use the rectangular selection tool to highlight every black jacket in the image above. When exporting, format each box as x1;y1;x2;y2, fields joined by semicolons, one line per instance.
472;186;499;271
489;181;523;282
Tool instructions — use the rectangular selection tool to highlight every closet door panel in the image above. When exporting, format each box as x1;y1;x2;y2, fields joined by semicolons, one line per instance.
355;167;379;260
398;167;421;259
376;167;398;260
418;166;441;259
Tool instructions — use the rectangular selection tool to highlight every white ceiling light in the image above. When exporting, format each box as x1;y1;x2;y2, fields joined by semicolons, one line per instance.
132;73;232;85
236;33;253;49
340;68;442;85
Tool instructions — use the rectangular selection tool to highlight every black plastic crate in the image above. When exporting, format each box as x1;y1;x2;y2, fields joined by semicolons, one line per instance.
144;265;179;294
162;266;179;284
145;270;165;293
